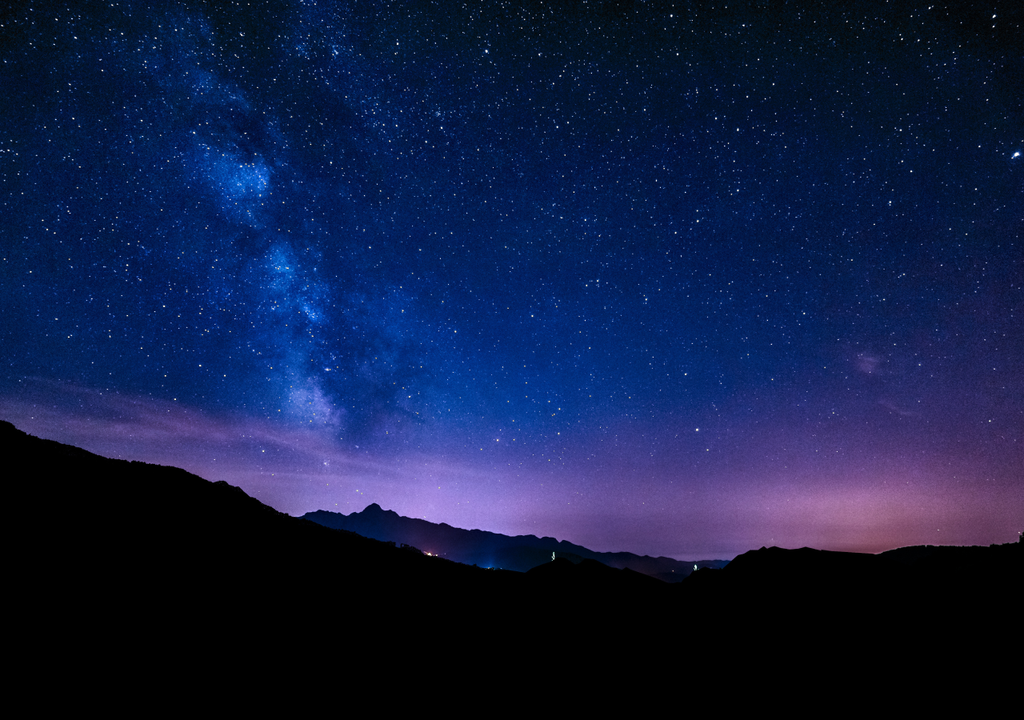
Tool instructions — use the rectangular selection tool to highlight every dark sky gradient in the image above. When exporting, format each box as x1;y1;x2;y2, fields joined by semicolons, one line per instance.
3;0;1021;559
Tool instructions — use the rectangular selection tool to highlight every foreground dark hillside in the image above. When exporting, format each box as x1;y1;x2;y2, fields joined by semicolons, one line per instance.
5;420;674;669
6;419;1019;701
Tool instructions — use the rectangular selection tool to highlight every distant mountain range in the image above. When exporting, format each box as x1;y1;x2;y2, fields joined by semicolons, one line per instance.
303;504;728;580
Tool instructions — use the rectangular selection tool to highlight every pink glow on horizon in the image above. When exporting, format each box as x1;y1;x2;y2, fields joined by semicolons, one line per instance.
3;380;1020;561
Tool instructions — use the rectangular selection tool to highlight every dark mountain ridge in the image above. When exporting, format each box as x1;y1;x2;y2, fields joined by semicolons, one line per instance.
7;416;1018;610
6;419;1020;698
303;504;728;580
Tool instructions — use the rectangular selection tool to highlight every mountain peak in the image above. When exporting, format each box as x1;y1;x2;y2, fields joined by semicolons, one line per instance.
360;503;399;518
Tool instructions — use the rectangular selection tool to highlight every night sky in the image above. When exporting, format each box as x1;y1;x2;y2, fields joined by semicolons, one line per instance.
3;0;1021;559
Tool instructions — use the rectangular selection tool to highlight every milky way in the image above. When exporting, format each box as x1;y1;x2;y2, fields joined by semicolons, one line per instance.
2;1;1021;558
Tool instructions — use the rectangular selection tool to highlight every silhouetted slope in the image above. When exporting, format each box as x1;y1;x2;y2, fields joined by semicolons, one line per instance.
304;504;727;579
4;420;668;654
677;541;1021;672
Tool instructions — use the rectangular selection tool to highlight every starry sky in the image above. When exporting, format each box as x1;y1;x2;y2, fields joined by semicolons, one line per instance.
2;0;1021;559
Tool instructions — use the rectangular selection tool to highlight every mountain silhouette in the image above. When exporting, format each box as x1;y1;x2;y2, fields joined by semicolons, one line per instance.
5;418;1019;703
303;503;728;579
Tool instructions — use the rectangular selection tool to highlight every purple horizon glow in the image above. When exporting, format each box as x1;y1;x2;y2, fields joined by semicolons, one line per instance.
5;379;1018;560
